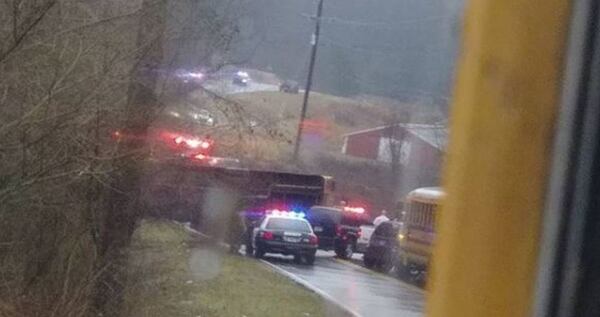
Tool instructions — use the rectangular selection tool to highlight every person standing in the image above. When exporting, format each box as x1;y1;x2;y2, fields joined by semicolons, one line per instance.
373;210;390;227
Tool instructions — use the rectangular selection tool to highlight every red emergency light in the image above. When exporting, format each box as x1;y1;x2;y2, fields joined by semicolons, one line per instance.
165;131;212;151
343;206;366;214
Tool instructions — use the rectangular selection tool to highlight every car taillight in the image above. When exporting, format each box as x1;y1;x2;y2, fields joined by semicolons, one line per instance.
261;231;274;240
308;234;318;245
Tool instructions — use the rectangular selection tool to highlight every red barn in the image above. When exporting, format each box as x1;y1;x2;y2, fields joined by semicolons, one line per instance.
342;123;447;193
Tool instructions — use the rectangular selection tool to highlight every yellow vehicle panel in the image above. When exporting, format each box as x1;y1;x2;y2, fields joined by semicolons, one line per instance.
400;188;442;268
426;0;571;315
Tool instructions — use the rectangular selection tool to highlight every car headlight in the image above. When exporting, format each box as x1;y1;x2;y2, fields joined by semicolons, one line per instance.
398;233;406;241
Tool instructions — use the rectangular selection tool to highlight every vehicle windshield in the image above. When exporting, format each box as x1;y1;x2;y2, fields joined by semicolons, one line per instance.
266;218;312;232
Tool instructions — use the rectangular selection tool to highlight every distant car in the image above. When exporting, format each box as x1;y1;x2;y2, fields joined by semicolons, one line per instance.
190;109;215;126
252;213;318;265
232;71;250;86
363;220;403;272
279;80;300;93
306;206;369;259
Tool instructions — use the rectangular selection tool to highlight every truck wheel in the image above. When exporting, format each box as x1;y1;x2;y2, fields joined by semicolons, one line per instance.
335;241;354;259
334;245;346;258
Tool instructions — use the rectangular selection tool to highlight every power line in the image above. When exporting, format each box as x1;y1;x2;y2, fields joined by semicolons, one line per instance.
319;35;449;56
322;14;451;27
301;14;452;30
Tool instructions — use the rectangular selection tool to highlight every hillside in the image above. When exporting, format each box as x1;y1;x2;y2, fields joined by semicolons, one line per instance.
158;86;443;167
157;88;442;212
231;91;441;155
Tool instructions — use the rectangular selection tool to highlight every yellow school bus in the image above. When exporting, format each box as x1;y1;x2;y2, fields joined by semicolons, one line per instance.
397;187;444;274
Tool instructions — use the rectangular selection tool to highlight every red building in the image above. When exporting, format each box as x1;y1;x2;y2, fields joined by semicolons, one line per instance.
342;123;447;193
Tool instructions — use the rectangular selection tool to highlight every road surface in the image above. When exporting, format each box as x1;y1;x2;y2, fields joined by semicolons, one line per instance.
264;250;425;317
202;79;279;95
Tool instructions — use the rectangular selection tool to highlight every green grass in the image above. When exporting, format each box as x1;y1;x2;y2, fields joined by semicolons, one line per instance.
122;220;349;317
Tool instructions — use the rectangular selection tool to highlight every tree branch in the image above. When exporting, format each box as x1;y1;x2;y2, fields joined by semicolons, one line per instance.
0;0;58;64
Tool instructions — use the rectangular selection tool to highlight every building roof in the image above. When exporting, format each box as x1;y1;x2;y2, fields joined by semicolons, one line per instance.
405;124;448;150
343;123;448;150
406;187;445;201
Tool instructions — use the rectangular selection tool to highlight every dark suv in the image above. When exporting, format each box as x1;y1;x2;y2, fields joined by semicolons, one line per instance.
363;221;403;272
307;206;368;259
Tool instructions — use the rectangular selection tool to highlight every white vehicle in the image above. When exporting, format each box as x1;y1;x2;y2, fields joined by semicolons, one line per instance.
356;225;375;253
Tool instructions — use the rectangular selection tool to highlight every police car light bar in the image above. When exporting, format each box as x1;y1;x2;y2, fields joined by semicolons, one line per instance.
267;209;306;218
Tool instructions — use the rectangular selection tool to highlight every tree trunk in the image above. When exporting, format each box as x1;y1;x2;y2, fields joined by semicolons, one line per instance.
92;0;166;314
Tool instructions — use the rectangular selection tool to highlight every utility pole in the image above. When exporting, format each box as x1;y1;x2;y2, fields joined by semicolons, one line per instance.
293;0;325;160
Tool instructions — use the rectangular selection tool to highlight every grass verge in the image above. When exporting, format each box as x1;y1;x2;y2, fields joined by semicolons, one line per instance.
122;220;350;317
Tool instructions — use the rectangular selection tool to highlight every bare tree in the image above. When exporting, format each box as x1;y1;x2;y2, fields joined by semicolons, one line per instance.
382;111;410;214
0;0;249;315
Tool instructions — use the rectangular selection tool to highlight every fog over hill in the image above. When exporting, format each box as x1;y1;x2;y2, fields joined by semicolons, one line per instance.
230;0;464;108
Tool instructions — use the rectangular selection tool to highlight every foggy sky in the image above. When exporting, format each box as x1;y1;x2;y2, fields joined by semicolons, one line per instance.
232;0;464;106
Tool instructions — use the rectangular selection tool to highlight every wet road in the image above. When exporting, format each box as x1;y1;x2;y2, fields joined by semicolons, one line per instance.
202;79;278;95
264;251;425;317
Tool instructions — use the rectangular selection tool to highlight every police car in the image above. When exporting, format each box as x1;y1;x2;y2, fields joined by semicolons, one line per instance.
252;210;318;265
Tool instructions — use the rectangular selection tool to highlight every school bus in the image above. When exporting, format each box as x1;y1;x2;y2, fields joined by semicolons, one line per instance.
397;187;444;275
